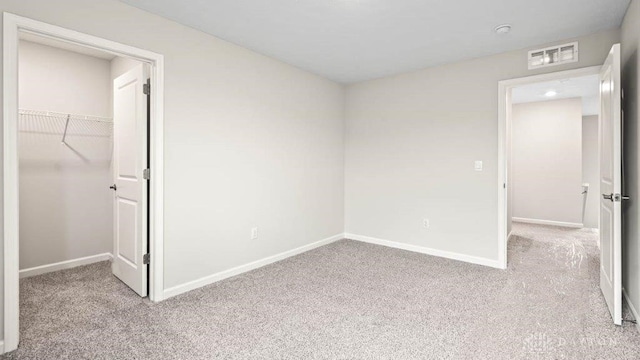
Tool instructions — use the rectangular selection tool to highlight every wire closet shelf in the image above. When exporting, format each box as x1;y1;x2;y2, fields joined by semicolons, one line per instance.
18;109;113;146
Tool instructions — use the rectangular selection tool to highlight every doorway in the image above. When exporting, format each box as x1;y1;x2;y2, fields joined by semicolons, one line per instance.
2;13;165;353
498;66;602;266
508;74;601;232
498;45;623;325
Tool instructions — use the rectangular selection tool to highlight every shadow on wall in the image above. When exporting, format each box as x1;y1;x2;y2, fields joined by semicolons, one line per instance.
622;48;638;295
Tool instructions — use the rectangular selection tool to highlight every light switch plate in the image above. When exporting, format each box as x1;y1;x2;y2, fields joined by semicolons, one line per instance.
474;161;483;171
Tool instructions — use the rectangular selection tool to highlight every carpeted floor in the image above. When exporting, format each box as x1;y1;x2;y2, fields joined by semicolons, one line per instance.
3;223;640;359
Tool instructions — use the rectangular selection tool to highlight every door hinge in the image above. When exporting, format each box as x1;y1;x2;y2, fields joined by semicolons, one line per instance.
143;168;150;180
143;253;150;265
143;83;150;95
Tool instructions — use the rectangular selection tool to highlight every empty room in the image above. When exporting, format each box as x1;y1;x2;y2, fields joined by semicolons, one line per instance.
1;0;640;359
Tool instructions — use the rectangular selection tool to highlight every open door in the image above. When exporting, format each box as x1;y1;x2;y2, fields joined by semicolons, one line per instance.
599;44;623;325
112;64;149;297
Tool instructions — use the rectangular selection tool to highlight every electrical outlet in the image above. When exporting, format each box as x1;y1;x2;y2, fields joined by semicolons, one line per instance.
251;227;258;240
423;219;430;229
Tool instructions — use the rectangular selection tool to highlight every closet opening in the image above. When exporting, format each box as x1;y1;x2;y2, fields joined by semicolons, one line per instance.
2;13;165;353
17;30;151;319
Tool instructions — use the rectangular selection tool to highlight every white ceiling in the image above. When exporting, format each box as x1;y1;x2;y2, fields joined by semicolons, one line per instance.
118;0;630;83
511;74;600;115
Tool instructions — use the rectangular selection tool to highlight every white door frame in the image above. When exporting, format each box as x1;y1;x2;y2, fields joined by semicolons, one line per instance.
2;13;165;352
497;65;602;269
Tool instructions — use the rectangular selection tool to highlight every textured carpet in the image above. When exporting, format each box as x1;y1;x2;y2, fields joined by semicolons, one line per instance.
3;223;640;359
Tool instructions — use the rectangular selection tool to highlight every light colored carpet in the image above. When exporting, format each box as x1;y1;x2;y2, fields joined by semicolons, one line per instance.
3;223;640;359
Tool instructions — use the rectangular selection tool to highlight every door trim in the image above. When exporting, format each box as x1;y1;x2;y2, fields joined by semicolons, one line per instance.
497;65;602;269
2;12;165;353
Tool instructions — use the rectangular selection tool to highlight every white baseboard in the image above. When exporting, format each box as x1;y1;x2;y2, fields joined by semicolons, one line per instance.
19;253;113;278
0;340;4;354
623;288;640;333
345;233;503;269
512;217;583;228
163;233;345;299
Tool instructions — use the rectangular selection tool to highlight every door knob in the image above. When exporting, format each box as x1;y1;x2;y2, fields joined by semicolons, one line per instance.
603;193;614;201
109;184;117;191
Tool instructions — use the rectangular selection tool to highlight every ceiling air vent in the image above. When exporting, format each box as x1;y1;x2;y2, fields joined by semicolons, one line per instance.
528;42;578;70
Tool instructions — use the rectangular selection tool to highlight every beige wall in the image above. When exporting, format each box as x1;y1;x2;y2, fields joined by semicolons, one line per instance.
621;0;640;321
18;41;113;270
18;41;112;117
511;98;583;225
582;115;600;230
0;0;346;336
345;29;619;262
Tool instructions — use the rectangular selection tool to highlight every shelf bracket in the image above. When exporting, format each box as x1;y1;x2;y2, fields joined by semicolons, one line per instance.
61;114;71;146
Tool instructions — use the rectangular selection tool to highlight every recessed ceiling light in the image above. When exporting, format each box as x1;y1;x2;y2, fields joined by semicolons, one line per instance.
545;90;558;97
495;24;512;34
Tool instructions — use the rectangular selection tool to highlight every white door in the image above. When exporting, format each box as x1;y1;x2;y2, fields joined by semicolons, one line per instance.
112;64;149;297
599;44;622;325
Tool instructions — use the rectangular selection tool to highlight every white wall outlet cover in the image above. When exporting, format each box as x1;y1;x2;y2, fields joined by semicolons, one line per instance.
474;161;483;171
423;219;430;228
251;227;258;240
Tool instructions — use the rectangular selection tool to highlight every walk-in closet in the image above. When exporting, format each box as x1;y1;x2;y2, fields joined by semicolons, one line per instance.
17;33;149;339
